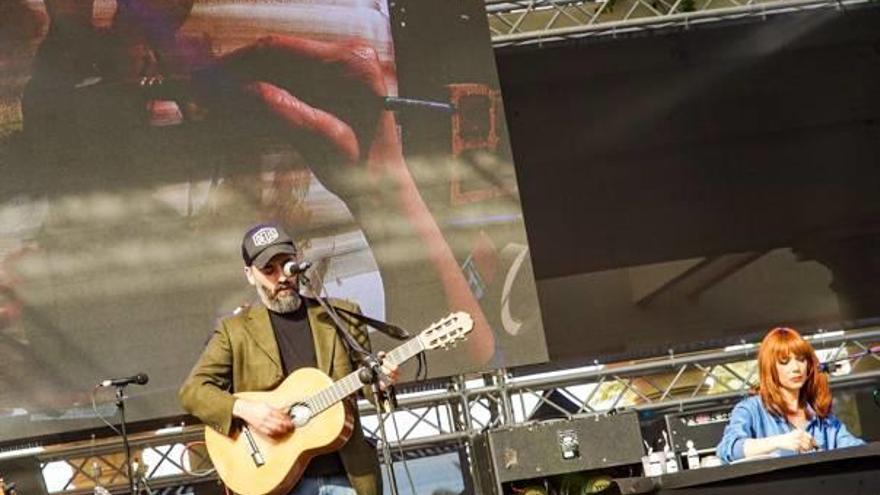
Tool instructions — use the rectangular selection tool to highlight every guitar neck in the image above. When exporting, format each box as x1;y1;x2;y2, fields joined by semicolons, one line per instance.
302;336;425;415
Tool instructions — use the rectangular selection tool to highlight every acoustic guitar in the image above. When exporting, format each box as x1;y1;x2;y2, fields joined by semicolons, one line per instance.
204;311;473;495
0;476;14;495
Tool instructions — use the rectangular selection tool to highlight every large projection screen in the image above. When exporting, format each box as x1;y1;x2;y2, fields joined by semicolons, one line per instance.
0;0;547;444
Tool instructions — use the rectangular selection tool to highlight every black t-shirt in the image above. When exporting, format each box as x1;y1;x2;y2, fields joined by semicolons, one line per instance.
269;304;346;478
269;303;315;376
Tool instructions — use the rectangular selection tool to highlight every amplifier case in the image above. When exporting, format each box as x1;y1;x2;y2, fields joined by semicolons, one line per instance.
664;405;733;453
471;412;643;494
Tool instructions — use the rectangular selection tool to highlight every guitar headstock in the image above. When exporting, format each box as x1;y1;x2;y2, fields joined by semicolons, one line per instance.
419;311;474;351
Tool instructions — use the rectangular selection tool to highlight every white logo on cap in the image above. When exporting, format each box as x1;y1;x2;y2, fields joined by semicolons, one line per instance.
252;227;279;247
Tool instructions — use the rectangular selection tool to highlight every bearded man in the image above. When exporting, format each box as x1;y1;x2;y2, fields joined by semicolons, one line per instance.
179;222;393;495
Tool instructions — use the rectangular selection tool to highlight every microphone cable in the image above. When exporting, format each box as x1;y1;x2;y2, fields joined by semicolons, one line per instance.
90;385;122;436
388;408;419;495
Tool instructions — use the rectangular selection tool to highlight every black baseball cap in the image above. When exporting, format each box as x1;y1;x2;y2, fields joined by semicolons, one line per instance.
241;223;297;268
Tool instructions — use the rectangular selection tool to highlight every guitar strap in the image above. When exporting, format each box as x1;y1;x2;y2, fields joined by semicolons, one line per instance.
325;305;410;341
298;259;429;383
326;300;428;383
320;302;426;383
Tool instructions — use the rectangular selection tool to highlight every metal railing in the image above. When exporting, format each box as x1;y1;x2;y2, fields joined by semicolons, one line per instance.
487;0;876;46
11;325;880;493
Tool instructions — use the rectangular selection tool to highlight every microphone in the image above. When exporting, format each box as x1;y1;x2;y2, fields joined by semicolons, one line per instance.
818;345;880;373
100;373;149;387
818;362;840;373
282;260;312;278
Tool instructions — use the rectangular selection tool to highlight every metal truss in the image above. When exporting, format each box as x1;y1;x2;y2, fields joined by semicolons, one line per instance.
361;325;880;468
33;426;213;494
19;325;880;493
486;0;876;46
492;327;880;423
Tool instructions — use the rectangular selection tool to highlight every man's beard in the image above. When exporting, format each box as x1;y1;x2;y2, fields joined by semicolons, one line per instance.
256;282;302;314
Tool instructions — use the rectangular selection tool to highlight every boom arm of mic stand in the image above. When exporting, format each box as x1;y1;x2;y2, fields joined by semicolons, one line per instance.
298;273;392;385
298;273;402;495
299;274;369;357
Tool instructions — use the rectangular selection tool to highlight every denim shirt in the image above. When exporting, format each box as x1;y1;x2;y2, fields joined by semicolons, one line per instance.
716;395;865;464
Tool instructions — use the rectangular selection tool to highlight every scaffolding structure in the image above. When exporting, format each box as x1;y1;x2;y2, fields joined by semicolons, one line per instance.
2;2;878;493
17;325;879;494
487;0;876;46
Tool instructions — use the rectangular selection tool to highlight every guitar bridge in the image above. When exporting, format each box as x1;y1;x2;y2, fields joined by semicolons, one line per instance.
242;426;265;467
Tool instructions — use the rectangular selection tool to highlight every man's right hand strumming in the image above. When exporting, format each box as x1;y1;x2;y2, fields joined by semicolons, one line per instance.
233;399;294;438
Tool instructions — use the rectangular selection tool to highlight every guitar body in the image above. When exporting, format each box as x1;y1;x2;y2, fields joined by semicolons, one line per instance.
204;367;354;495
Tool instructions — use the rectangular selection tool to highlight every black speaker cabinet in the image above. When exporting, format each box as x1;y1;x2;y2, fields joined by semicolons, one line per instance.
855;386;880;442
0;456;47;495
471;412;643;494
665;404;734;453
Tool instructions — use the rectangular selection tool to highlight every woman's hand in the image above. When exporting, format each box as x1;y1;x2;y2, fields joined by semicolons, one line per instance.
743;428;817;458
774;428;816;453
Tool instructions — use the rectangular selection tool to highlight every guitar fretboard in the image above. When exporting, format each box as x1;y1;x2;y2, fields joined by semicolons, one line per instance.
298;336;425;416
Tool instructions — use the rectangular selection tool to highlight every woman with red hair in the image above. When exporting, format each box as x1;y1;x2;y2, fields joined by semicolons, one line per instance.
716;327;864;464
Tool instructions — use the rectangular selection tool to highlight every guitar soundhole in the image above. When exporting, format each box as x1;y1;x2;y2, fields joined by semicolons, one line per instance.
289;403;312;428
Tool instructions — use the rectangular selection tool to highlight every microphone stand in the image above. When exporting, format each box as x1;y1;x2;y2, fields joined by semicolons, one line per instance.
359;356;401;495
298;271;402;495
113;384;153;494
114;384;136;495
819;345;880;373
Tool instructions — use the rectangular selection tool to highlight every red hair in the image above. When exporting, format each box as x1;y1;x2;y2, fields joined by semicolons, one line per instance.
757;327;832;419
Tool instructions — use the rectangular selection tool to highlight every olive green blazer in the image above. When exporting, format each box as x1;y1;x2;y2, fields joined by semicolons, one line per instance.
178;299;380;495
